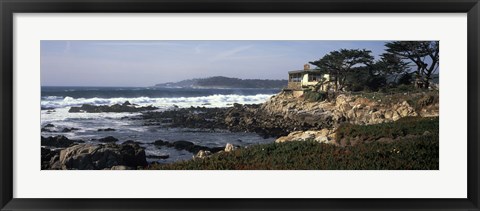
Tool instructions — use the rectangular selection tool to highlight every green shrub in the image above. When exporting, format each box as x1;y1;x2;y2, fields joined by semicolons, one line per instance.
336;116;439;144
417;94;437;107
397;72;414;85
384;84;416;93
304;91;327;102
351;90;438;111
148;134;438;170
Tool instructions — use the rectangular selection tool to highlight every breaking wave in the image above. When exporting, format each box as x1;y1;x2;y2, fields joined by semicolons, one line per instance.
41;94;274;109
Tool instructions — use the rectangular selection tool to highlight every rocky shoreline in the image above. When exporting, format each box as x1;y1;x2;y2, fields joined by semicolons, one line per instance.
42;91;439;170
41;135;238;170
140;102;333;138
140;91;439;138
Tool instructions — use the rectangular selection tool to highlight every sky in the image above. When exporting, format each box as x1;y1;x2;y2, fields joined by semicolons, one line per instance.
41;40;391;87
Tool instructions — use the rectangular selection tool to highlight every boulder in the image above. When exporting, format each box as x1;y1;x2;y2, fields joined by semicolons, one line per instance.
41;147;60;169
146;154;170;159
153;139;170;146
41;128;53;132
41;135;75;148
224;143;235;152
384;110;394;119
392;111;401;121
44;123;55;128
123;140;143;145
315;136;329;143
194;150;212;159
61;127;80;133
153;139;222;154
98;136;119;143
51;143;147;170
173;140;195;150
97;128;116;132
276;129;335;144
172;141;215;154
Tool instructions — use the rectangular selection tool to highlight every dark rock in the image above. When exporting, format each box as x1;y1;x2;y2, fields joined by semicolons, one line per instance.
41;107;56;111
146;154;170;159
69;102;157;113
44;123;55;128
153;139;222;154
172;141;222;154
153;140;170;146
123;140;142;145
172;140;195;150
61;127;80;133
41;147;58;169
97;128;116;132
41;135;75;148
209;147;225;153
119;143;149;167
98;136;119;143
139;104;297;138
41;128;52;132
46;143;148;170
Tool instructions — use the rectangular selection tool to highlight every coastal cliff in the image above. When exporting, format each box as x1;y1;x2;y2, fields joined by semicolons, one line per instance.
262;90;438;126
262;91;438;144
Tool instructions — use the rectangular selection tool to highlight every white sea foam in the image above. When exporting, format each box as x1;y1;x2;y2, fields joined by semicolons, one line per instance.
41;107;141;123
41;94;274;109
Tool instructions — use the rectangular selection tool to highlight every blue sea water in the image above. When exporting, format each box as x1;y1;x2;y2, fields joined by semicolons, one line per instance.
41;86;279;163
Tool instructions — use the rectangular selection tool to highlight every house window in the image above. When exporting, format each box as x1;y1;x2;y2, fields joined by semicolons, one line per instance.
309;74;322;82
289;73;302;82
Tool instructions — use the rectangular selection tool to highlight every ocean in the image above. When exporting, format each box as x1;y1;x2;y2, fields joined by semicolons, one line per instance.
41;86;280;163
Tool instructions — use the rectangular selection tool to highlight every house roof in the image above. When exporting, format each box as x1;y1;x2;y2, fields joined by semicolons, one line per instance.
288;69;325;74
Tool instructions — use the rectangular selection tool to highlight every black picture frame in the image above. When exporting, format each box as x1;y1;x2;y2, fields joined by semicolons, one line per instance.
1;0;479;210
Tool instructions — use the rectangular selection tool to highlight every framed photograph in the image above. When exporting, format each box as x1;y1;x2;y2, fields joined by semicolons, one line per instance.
1;0;479;210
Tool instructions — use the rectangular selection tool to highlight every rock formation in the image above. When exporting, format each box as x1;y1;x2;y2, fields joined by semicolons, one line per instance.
44;143;148;170
69;101;157;113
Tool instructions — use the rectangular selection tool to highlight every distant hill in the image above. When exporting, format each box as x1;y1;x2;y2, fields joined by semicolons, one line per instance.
155;76;288;89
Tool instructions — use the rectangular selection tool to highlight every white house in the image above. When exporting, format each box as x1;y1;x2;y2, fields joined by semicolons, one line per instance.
287;64;331;95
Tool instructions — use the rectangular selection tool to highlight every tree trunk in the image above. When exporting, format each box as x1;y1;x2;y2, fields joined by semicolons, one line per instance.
334;74;338;91
423;74;431;89
424;80;430;89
